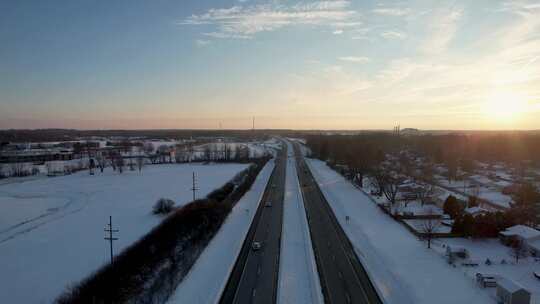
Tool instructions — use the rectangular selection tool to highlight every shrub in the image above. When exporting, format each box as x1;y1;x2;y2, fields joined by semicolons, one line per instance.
207;182;235;202
153;198;175;214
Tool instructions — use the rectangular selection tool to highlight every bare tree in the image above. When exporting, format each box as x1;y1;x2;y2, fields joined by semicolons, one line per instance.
136;155;144;172
224;144;232;161
380;171;402;214
509;239;529;263
416;184;434;206
201;144;210;161
10;162;27;177
115;155;125;173
89;158;96;175
96;154;106;173
421;208;441;249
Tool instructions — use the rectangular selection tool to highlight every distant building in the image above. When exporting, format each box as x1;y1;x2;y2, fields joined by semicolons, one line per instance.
0;149;74;164
496;277;530;304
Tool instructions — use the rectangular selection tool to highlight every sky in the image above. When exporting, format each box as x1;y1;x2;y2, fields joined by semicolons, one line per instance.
1;0;540;130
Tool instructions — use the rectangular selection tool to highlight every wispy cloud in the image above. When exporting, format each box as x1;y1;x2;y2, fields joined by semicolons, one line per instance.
380;30;407;40
195;39;211;47
338;56;370;63
180;1;361;39
372;7;411;16
421;7;463;54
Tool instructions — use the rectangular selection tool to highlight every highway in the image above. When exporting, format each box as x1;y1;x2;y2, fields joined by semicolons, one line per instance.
219;143;287;304
293;142;382;304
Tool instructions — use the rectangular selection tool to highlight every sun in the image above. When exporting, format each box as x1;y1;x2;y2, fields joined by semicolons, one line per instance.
483;91;528;122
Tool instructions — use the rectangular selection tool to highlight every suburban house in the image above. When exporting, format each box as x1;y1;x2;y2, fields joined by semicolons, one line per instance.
499;225;540;246
496;277;531;304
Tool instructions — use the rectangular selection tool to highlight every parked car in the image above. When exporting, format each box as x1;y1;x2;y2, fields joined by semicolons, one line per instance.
265;201;272;207
252;242;262;251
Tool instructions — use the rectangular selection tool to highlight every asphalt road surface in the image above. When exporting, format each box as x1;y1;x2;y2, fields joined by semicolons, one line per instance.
293;142;382;304
220;143;287;304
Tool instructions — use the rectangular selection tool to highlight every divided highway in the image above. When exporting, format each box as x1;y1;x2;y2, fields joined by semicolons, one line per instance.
220;140;381;304
219;143;287;304
293;142;382;304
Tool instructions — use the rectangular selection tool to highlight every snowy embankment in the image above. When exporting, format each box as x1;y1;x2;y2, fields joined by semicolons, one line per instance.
306;158;493;304
0;163;248;304
278;143;323;304
168;160;275;304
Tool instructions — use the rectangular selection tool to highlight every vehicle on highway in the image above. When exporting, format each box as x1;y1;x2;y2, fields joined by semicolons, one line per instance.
252;241;262;251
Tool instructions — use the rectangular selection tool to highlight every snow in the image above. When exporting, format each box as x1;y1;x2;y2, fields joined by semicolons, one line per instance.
278;143;323;304
403;219;452;234
306;158;492;304
168;160;274;304
434;238;540;302
0;163;248;304
498;277;526;293
500;225;540;240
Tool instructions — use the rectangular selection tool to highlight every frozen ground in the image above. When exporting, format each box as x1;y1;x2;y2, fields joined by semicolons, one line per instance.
306;158;492;304
433;238;540;303
168;160;275;304
278;143;323;304
0;163;248;304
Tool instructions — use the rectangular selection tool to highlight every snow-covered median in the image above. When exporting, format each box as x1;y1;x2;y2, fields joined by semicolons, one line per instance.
168;160;275;304
278;144;323;304
0;163;248;304
306;158;493;304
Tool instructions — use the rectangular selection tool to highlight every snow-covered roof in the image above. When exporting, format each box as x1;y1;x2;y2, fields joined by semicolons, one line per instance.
500;225;540;240
464;206;488;215
497;277;528;294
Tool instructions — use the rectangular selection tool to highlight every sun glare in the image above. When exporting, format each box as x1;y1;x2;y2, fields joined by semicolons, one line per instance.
483;91;528;122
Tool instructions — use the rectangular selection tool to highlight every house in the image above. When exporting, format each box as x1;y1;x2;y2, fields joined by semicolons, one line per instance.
496;277;531;304
464;206;489;217
499;225;540;246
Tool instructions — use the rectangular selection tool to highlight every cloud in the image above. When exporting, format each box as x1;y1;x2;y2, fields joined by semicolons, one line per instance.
421;7;463;54
380;30;407;40
372;8;411;16
195;39;211;46
338;56;370;63
180;1;361;39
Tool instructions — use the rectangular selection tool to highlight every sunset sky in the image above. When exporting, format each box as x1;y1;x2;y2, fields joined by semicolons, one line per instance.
1;0;539;130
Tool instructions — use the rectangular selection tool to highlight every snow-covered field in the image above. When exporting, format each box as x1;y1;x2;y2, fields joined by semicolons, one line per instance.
0;163;248;304
306;158;492;304
168;160;275;304
278;143;323;304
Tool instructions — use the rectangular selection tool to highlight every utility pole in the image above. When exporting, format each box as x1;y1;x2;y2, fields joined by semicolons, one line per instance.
190;171;199;201
104;216;119;265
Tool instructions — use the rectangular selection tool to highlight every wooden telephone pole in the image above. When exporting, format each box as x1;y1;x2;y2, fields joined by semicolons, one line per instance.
104;216;119;265
190;172;199;201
